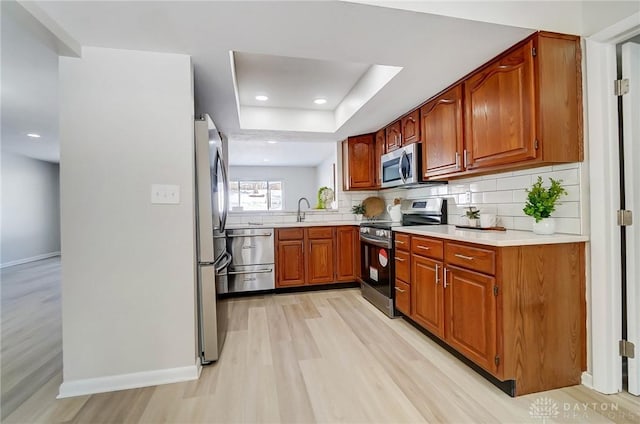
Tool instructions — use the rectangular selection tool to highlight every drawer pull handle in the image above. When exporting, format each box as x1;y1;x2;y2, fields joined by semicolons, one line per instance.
395;257;406;262
417;246;431;250
454;253;474;261
395;240;405;244
395;287;406;293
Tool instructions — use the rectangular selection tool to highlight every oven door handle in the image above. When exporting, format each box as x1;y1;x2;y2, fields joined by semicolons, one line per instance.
360;235;392;249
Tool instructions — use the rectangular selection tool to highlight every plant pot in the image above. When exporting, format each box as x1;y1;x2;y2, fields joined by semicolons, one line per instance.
354;214;363;223
533;218;555;235
467;218;479;227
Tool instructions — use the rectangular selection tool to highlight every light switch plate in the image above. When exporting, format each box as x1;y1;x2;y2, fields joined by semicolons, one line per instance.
151;184;180;204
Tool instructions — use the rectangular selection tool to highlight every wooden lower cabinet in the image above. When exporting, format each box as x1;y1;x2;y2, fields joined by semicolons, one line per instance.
307;237;335;285
411;255;444;338
444;265;497;374
276;226;358;288
276;240;305;287
399;232;586;396
336;226;358;282
394;280;411;315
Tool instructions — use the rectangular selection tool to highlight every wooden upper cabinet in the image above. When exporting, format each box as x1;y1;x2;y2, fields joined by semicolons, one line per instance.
335;226;358;282
421;85;464;178
385;121;402;152
444;265;498;374
401;109;421;145
374;129;385;188
342;134;376;191
464;40;537;170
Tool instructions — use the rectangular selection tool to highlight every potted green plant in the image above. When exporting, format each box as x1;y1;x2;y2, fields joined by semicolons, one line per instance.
351;203;366;222
523;176;567;235
464;207;480;227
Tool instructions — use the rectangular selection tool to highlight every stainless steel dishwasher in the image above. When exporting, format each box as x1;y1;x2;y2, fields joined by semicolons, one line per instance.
225;228;275;293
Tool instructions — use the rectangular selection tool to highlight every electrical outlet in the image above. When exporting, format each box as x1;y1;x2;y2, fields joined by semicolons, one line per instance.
460;191;471;205
151;184;180;204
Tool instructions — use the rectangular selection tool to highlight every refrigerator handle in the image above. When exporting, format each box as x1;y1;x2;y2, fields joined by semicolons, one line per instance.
219;154;229;232
215;251;233;273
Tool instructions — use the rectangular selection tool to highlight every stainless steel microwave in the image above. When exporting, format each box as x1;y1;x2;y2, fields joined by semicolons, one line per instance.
381;143;420;188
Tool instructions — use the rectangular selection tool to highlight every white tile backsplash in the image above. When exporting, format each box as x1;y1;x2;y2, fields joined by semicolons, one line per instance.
229;163;584;235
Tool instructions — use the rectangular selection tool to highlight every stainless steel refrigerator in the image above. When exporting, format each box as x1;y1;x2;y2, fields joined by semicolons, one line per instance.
195;114;231;364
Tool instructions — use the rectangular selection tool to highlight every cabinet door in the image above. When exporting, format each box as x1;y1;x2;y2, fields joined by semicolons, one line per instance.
374;129;385;187
307;237;335;285
412;255;444;338
336;227;357;282
385;121;402;152
346;134;375;189
444;265;497;373
276;240;305;287
464;41;536;170
421;85;464;178
395;280;411;316
401;109;421;145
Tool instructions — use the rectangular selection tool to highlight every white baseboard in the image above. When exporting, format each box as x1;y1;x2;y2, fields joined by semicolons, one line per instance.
1;251;61;269
57;361;200;399
581;371;594;389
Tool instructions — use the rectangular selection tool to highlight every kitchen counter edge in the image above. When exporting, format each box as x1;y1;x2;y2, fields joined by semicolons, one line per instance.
226;221;360;230
394;225;589;247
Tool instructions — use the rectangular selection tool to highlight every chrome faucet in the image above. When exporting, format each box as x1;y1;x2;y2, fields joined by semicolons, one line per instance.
297;197;311;222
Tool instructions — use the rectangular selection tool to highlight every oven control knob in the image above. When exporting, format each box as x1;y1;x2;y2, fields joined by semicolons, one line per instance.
376;229;385;237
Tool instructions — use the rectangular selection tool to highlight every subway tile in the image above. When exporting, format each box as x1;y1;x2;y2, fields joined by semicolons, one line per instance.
483;191;512;204
471;193;483;204
512;189;528;203
497;204;526;217
496;175;532;191
536;168;580;185
553;201;580;218
514;216;533;231
497;216;514;229
563;185;580;202
555;218;581;235
552;162;580;171
469;179;497;192
262;215;284;224
511;165;553;176
482;171;512;179
448;184;469;195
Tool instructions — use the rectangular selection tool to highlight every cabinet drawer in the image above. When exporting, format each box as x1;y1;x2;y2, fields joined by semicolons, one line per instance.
306;227;334;239
277;228;304;240
445;242;496;275
411;236;444;260
395;233;410;251
395;249;410;283
395;280;411;316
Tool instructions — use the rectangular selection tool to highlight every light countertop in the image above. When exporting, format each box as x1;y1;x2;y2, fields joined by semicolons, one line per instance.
226;220;359;230
394;225;589;247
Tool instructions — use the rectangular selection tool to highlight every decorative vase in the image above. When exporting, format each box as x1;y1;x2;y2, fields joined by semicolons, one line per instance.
533;218;555;235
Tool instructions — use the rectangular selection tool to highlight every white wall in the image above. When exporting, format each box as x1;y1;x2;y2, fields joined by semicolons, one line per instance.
229;166;318;211
315;153;336;194
58;47;197;396
1;153;60;266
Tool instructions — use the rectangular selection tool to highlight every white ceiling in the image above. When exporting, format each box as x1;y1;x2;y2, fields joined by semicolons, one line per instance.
234;52;370;111
9;1;635;165
1;1;60;163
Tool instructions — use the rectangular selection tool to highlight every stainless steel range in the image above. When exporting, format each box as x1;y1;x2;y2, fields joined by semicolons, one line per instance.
359;198;447;317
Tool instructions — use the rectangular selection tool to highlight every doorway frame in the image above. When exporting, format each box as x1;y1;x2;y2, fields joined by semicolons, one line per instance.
586;12;640;394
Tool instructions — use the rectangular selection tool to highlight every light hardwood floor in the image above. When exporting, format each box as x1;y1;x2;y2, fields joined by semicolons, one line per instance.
1;257;62;420
3;267;640;423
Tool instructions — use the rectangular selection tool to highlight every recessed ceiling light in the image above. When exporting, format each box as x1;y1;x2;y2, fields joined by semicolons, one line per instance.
266;141;277;144
255;95;269;101
263;158;270;162
27;133;41;138
314;98;327;105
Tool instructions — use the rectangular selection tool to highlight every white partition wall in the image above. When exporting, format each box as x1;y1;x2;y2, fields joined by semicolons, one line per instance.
58;47;198;397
